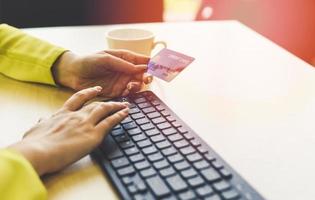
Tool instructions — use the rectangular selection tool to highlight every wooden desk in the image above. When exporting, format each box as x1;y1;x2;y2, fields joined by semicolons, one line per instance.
1;21;315;200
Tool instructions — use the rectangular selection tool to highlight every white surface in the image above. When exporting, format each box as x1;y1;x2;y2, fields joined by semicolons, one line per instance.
1;21;315;200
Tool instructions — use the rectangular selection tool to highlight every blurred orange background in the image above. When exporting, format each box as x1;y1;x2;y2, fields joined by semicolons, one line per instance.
1;0;314;66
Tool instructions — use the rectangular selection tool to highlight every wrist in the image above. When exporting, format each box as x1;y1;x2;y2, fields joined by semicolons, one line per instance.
8;142;47;176
52;51;78;89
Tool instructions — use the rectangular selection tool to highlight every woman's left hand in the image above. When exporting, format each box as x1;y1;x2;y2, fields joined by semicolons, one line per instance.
52;49;153;98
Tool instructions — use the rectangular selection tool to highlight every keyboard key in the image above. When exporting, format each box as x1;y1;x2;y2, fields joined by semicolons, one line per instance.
148;152;163;162
145;128;160;136
212;160;224;169
135;160;150;170
112;124;121;130
187;176;205;187
196;185;214;197
111;128;125;136
167;153;184;163
174;140;189;149
157;122;172;130
166;116;176;122
134;177;147;192
130;154;145;163
142;146;158;155
115;134;130;143
172;121;182;128
153;159;170;169
219;168;233;179
140;167;157;178
137;139;152;148
213;180;231;192
179;146;196;155
168;133;183;142
159;166;176;177
178;127;188;134
123;122;138;130
132;113;145;120
198;146;209;154
151;134;166;143
174;160;190;171
190;139;201;147
193;160;210;170
183;133;194;140
162;128;177;136
166;175;188;192
204;194;221;200
142;107;156;114
128;127;142;136
138;102;151;109
147;112;161;119
178;190;196;200
161;147;177;156
161;110;170;117
155;105;165;111
221;189;240;200
127;185;137;194
117;166;135;176
129;107;141;114
181;168;198;179
156;140;171;149
136;117;150;125
152;117;166;124
140;123;155;131
101;135;124;159
134;97;146;104
111;157;130;169
119;140;134;149
124;147;139;156
145;176;171;197
186;152;203;162
122;176;133;185
132;133;147;142
201;168;221;183
150;100;160;106
121;116;133;124
204;153;216;162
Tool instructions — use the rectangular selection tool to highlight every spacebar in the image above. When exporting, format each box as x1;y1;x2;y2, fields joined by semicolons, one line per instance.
146;175;171;197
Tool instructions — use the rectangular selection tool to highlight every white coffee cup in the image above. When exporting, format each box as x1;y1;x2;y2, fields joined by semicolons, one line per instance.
106;28;166;56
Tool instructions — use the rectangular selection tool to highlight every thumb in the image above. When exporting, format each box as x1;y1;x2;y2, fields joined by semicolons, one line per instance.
104;54;147;74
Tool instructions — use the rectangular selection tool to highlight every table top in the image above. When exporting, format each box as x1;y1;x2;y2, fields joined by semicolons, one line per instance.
1;20;315;200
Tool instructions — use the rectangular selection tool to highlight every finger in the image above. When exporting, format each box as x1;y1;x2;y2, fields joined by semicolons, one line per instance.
63;86;102;111
88;102;129;124
109;75;132;98
105;49;150;65
96;107;129;132
101;53;147;74
121;89;130;96
144;75;153;84
127;82;142;93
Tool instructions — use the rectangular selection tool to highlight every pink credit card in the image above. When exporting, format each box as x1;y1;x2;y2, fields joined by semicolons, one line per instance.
147;48;195;82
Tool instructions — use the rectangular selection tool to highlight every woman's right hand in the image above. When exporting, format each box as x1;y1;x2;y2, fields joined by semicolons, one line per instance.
8;86;129;176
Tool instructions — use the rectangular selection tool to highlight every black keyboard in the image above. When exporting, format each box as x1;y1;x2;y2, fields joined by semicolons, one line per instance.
91;91;264;200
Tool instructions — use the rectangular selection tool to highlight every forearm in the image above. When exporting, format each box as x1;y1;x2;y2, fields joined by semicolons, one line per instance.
0;24;67;85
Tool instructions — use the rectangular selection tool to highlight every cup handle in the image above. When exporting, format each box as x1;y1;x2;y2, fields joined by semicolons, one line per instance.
152;41;167;50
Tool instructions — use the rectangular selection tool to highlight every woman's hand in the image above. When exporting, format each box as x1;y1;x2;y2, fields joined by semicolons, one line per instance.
52;50;153;98
8;86;129;176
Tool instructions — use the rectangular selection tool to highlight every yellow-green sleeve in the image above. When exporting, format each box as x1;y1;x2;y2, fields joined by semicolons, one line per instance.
0;24;67;85
0;149;47;200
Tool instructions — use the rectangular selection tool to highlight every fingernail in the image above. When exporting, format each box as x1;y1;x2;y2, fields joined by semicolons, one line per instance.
127;84;132;90
146;76;153;84
122;102;131;107
94;86;102;91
